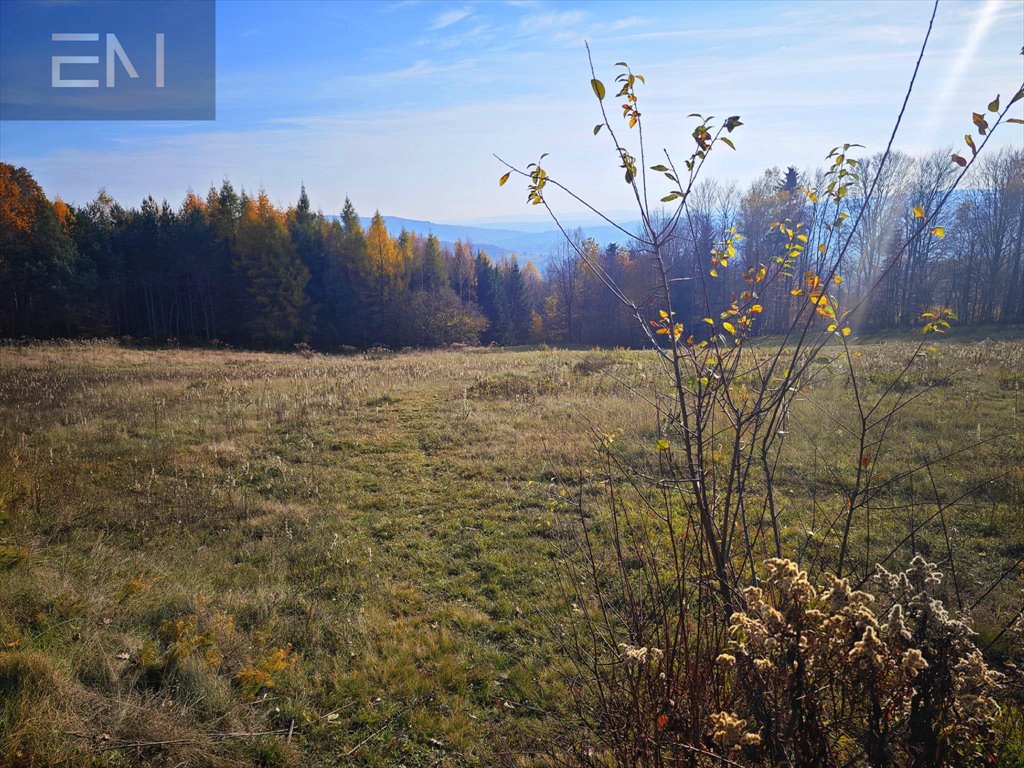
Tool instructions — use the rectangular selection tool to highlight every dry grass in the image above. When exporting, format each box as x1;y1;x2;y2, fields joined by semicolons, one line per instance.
0;336;1021;765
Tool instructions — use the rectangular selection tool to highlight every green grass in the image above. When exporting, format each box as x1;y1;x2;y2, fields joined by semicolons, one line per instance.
0;335;1021;765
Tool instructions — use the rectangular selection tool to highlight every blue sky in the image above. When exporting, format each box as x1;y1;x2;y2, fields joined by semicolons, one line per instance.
1;0;1021;223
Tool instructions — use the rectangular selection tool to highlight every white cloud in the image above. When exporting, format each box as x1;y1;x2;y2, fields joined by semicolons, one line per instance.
607;16;648;32
5;0;1023;222
430;7;472;30
517;10;586;32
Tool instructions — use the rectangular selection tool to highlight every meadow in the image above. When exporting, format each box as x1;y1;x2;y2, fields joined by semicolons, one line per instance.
1;335;1022;766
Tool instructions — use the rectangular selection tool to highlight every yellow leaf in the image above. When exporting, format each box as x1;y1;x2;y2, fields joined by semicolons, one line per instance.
722;321;737;335
499;172;511;187
656;439;670;451
827;323;838;332
790;289;805;296
930;226;945;239
833;275;843;284
912;206;925;219
842;327;852;337
659;309;669;320
750;304;763;314
703;317;714;325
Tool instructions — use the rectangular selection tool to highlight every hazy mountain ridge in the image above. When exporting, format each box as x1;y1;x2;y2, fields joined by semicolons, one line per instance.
344;215;642;268
355;189;984;268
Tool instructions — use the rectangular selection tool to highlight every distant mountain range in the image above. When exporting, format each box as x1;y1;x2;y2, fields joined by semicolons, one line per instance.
344;215;643;269
348;187;978;270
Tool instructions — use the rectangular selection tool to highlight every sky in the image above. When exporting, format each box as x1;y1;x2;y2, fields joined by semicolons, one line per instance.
1;0;1021;224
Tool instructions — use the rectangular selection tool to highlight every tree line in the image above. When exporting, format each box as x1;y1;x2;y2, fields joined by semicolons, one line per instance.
1;149;1020;350
0;164;542;349
546;148;1022;344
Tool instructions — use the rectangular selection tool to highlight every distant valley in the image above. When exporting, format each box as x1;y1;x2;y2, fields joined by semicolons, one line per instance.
350;214;642;268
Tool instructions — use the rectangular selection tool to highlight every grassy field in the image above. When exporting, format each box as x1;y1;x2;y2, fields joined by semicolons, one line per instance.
1;336;1022;766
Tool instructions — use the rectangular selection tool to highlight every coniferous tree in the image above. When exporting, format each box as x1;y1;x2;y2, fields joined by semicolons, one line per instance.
232;191;310;347
205;180;243;342
419;234;448;293
5;156;1021;350
288;185;329;344
69;190;121;334
0;164;80;336
363;212;404;342
502;257;531;345
174;192;218;341
780;165;800;194
474;251;509;344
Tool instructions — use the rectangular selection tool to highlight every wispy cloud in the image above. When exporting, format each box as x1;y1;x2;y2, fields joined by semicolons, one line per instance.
5;0;1022;222
518;10;586;32
318;58;478;93
386;58;476;79
429;22;495;51
430;7;472;30
383;0;423;11
607;16;648;32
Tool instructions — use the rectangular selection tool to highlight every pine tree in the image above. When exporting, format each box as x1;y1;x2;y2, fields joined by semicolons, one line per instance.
69;190;121;335
334;197;368;345
420;234;448;292
0;164;80;336
176;192;219;341
780;165;799;194
232;190;310;347
205;179;242;341
365;211;402;342
474;251;509;344
288;185;327;345
502;257;531;345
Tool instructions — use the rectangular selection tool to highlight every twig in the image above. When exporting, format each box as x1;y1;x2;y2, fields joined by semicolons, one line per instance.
342;704;410;757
